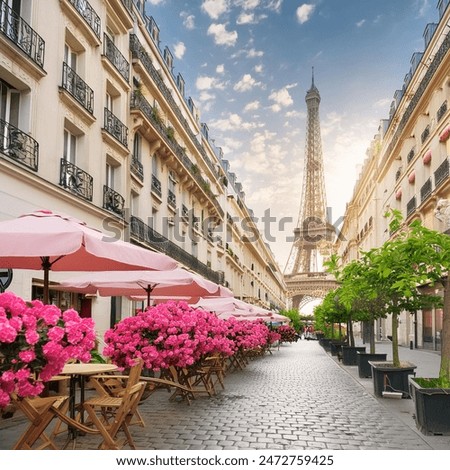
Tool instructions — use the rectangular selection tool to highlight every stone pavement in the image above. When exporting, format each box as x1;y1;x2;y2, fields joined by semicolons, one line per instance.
1;340;450;450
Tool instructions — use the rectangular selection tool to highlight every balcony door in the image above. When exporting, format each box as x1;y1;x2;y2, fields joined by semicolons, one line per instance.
0;78;20;152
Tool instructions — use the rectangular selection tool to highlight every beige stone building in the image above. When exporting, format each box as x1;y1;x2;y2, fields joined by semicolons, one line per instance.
336;0;450;350
0;0;286;337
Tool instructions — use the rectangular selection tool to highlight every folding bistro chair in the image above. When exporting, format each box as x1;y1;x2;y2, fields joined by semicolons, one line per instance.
81;358;145;449
12;394;70;450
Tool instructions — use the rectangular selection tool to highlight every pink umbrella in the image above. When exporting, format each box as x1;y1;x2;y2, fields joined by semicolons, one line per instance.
0;210;178;303
56;268;231;307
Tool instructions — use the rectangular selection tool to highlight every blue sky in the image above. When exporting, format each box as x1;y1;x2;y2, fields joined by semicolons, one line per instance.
144;0;438;269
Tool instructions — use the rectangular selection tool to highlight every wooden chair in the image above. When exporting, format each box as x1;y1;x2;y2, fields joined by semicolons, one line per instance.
12;394;70;449
81;358;146;449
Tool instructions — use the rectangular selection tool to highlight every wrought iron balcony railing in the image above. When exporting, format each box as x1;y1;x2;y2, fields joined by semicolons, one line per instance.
406;196;417;217
151;174;162;197
437;100;447;122
435;157;449;188
103;185;124;217
420;178;432;204
407;148;415;164
167;189;176;209
103;33;129;82
67;0;101;39
130;157;143;181
0;0;45;68
0;118;39;171
59;158;93;201
421;125;430;144
103;108;128;147
61;62;94;114
130;215;223;284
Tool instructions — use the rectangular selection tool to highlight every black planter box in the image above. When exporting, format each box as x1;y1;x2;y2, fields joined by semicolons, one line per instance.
409;377;450;435
341;346;366;365
356;353;387;378
369;361;416;398
330;341;345;356
319;338;332;351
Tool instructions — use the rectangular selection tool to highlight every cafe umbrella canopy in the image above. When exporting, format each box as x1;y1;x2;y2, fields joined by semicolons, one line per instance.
0;210;178;303
55;268;232;307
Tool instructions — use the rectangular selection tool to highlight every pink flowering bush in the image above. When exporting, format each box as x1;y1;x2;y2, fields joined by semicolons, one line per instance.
276;325;297;343
103;302;235;371
0;292;96;409
225;318;276;350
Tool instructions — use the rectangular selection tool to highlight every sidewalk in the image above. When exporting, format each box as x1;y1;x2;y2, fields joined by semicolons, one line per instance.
329;339;450;450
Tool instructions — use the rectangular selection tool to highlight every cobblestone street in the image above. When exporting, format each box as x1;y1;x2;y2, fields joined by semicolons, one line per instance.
3;340;449;451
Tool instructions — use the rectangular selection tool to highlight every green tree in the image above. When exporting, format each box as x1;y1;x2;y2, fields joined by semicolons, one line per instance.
278;309;301;331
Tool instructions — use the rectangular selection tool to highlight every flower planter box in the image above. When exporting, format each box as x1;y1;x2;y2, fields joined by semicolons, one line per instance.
408;377;450;435
356;352;388;378
369;361;416;398
341;346;366;365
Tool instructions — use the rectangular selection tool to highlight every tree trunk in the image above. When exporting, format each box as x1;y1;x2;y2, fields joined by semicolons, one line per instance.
440;276;450;383
348;318;355;347
369;313;375;354
392;313;400;367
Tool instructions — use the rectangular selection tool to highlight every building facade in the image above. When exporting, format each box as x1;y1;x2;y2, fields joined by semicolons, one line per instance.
336;0;450;350
0;0;286;337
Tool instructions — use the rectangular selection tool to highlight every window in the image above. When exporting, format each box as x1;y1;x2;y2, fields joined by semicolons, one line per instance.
106;92;113;113
63;129;77;163
106;162;115;189
132;133;141;161
64;43;77;71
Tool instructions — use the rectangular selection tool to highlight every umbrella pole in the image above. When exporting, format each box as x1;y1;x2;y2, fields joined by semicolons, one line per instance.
146;284;156;308
41;257;51;304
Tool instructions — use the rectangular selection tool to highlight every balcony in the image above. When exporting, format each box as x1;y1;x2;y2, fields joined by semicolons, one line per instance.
103;108;128;148
103;33;130;83
66;0;100;40
421;125;430;144
0;118;39;171
167;189;176;209
59;158;93;201
130;92;224;219
0;0;45;69
406;196;417;217
407;148;415;164
130;215;223;284
420;178;432;204
103;185;124;217
151;174;161;197
61;62;94;115
435;158;449;188
130;157;143;182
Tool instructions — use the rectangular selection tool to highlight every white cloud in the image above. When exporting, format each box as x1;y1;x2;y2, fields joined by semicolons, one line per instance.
356;19;366;28
181;13;195;30
268;86;294;110
173;42;186;59
244;100;260;112
216;64;225;74
266;0;283;13
254;64;264;73
247;48;264;58
237;12;256;24
296;4;315;24
199;90;216;102
147;0;164;4
207;23;238;47
201;0;230;19
209;113;262;131
196;75;226;91
235;0;260;9
234;74;262;92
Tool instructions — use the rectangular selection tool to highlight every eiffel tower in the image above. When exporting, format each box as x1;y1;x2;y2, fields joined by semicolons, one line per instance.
284;70;336;310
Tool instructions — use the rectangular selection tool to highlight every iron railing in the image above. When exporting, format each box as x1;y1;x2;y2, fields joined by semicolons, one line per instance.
421;125;430;144
103;185;124;217
130;157;143;181
103;108;128;147
103;33;129;82
437;100;447;122
407;148;415;164
167;189;176;209
67;0;101;39
420;178;432;203
130;215;223;284
0;0;45;68
61;62;94;114
151;174;161;197
406;196;417;217
0;118;38;171
435;157;449;188
59;158;93;201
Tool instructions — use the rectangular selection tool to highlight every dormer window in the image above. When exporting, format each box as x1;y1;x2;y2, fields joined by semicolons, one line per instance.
163;47;173;71
177;73;185;97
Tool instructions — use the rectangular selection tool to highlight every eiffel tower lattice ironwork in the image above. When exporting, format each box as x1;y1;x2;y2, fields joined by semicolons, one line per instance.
284;71;336;310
